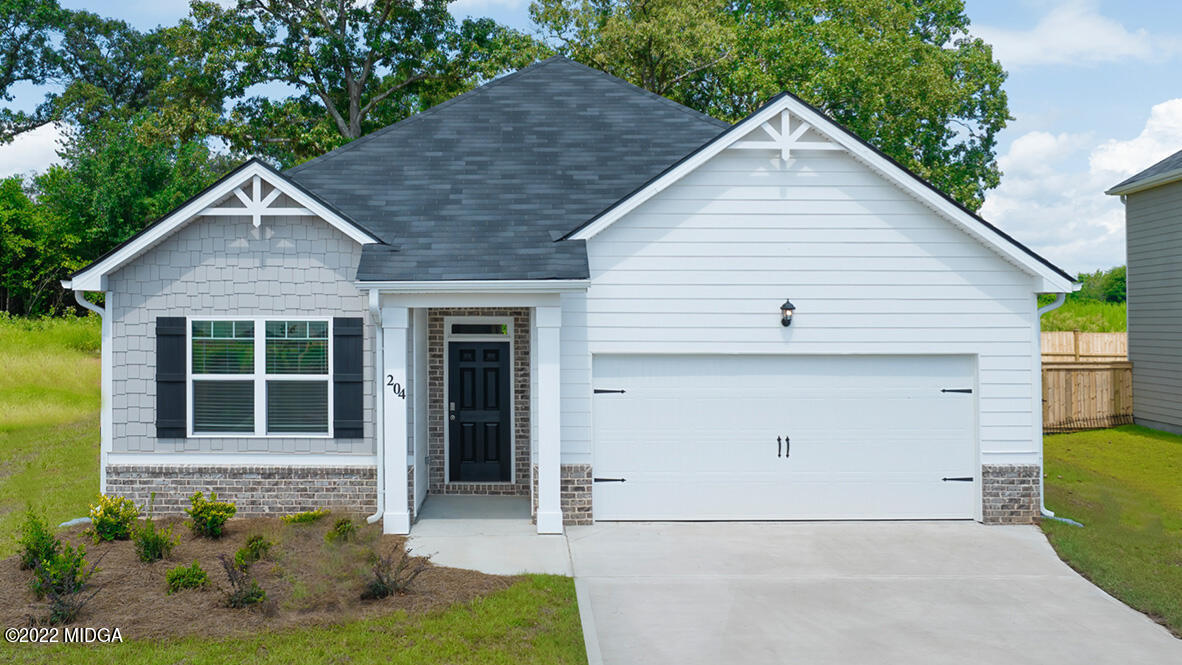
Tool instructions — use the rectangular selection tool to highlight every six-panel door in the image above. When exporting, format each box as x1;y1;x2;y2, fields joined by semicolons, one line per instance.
448;342;512;482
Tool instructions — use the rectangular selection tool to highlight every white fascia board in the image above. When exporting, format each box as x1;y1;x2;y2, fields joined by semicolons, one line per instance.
68;161;379;292
1105;168;1182;196
571;95;1076;294
360;279;589;294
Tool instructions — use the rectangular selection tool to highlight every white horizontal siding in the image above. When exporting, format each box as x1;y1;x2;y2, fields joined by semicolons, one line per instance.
559;148;1039;467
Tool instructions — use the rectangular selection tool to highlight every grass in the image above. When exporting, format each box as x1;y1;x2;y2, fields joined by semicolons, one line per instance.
0;315;101;555
1040;300;1126;332
0;574;586;664
1042;425;1182;635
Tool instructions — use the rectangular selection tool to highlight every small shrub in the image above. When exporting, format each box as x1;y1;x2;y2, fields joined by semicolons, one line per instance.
186;491;237;538
166;562;209;594
280;508;330;524
88;494;139;542
324;518;358;544
234;534;273;569
17;508;60;571
361;546;429;600
133;493;178;563
31;543;94;600
219;554;266;608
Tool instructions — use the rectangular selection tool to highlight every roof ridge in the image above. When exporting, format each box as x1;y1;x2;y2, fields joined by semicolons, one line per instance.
549;57;730;129
286;56;568;175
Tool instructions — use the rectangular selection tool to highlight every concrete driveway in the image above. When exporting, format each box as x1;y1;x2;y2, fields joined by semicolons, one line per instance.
567;522;1182;664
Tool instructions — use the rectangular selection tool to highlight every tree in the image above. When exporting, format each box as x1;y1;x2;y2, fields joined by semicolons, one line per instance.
0;177;70;314
531;0;1010;210
530;0;734;97
0;0;63;141
157;0;549;165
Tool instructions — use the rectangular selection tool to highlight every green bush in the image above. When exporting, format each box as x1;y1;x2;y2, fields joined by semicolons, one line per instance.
185;491;237;538
134;519;177;563
88;494;140;542
166;561;209;594
219;554;266;608
31;543;93;600
234;534;273;569
324;517;358;544
280;508;329;524
17;508;60;570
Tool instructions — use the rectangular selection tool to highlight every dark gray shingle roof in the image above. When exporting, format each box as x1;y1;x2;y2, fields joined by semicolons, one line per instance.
1108;147;1182;194
285;56;727;281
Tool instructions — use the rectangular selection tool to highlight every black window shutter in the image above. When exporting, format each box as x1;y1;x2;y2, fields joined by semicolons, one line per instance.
333;317;364;438
156;317;187;438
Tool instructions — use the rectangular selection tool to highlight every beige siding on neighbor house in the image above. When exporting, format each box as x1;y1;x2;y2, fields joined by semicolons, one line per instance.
1125;180;1182;434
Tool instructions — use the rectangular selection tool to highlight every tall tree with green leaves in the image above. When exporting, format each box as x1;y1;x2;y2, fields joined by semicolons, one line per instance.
531;0;1009;210
0;0;63;141
156;0;549;166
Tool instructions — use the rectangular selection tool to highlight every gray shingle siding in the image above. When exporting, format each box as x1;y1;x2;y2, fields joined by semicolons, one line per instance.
1125;179;1182;434
108;210;375;454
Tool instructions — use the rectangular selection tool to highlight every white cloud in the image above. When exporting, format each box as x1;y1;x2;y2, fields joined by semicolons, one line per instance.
975;1;1179;68
981;98;1182;273
0;123;66;180
449;0;530;16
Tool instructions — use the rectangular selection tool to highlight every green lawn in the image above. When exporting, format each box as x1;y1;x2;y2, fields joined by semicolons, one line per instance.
1042;425;1182;636
0;315;586;662
1;574;585;664
1040;300;1126;332
0;315;101;555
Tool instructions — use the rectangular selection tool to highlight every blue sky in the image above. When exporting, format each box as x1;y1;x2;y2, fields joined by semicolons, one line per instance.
2;0;1180;274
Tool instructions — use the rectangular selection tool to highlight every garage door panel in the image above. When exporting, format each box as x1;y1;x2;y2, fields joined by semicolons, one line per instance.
592;355;976;520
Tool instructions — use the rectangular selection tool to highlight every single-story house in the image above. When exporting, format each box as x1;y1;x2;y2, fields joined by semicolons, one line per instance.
1107;149;1182;435
63;57;1077;534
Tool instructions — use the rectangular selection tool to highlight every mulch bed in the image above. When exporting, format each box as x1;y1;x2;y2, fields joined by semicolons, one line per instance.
0;515;519;641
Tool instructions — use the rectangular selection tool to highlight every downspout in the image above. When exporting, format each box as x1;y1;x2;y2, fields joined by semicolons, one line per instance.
1036;293;1083;527
365;289;385;524
73;290;107;495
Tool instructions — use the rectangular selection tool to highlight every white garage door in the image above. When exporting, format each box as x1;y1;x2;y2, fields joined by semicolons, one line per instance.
592;355;977;520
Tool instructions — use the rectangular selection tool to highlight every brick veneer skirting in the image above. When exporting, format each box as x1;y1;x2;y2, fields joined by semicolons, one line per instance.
105;465;377;515
427;308;531;496
531;464;593;526
981;464;1040;524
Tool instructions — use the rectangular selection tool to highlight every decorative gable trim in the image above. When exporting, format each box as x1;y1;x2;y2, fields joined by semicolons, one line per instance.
565;93;1077;293
63;159;382;292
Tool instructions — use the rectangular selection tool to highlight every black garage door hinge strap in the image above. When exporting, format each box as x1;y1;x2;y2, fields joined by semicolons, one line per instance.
942;477;974;482
593;477;626;483
941;388;973;394
594;389;626;394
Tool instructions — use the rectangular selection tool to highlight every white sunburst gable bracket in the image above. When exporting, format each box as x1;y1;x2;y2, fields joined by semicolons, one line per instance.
565;93;1076;293
728;108;843;161
64;159;380;292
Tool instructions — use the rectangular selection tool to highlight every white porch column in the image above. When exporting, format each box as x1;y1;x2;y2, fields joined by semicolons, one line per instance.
536;304;564;534
381;306;411;534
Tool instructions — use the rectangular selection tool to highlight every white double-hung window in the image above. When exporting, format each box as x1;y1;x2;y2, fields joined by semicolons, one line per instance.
189;319;331;436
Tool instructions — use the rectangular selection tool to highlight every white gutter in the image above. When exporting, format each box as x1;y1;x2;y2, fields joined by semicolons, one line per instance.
365;289;385;525
74;289;105;317
1035;293;1082;526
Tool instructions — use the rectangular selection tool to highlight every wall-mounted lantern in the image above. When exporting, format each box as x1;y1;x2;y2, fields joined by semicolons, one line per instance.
780;299;796;327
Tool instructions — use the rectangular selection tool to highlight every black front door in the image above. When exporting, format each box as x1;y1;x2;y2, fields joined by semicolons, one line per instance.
448;342;511;482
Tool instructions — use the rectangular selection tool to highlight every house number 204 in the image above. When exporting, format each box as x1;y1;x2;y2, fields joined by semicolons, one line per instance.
386;376;406;399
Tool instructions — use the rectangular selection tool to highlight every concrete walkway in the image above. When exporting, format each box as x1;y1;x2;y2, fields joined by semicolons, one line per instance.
406;495;571;575
567;522;1182;665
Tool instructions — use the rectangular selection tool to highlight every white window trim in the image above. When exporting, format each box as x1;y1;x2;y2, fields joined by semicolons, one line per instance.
186;316;334;438
442;316;516;484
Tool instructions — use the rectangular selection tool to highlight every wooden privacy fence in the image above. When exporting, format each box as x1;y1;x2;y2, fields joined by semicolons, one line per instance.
1042;361;1133;433
1041;331;1127;362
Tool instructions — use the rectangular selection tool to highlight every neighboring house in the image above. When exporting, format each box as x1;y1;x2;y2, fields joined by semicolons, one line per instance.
1107;150;1182;435
63;57;1076;534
